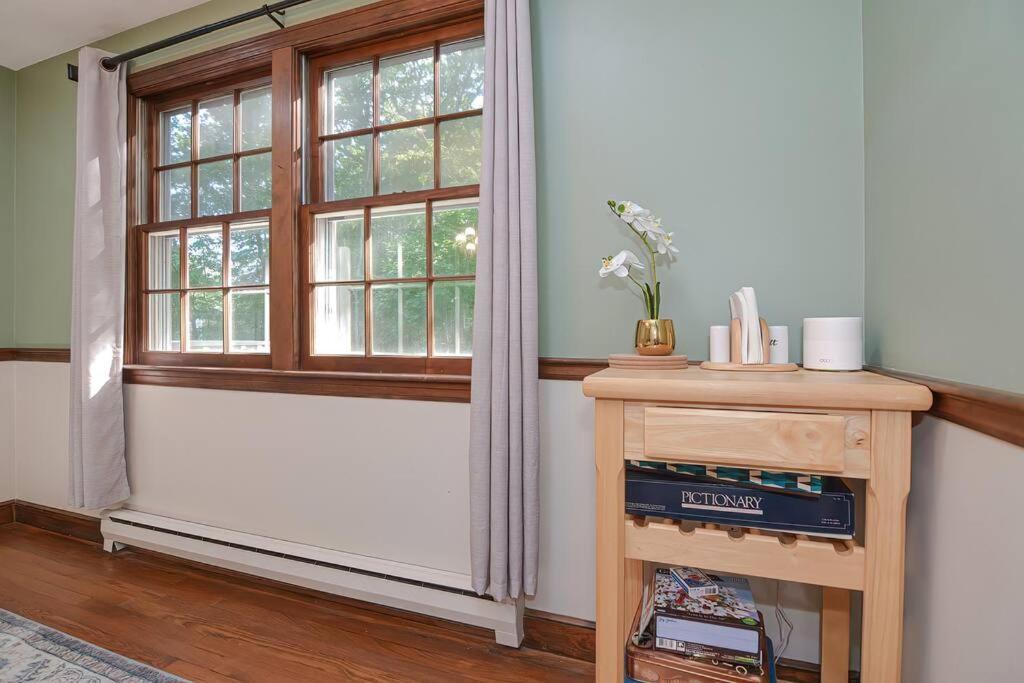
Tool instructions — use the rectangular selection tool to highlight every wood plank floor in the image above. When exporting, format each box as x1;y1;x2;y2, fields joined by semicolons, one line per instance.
0;524;592;682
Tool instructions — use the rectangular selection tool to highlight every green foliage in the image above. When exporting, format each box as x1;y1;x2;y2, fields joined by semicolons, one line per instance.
439;40;485;114
440;116;482;187
198;159;232;217
380;125;434;193
380;50;433;124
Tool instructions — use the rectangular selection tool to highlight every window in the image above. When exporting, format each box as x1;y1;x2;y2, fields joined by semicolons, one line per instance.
154;83;273;221
129;12;485;385
138;79;273;366
143;220;270;358
304;31;483;373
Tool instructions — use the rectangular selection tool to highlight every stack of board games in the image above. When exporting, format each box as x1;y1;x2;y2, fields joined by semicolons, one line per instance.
625;462;855;539
627;568;776;682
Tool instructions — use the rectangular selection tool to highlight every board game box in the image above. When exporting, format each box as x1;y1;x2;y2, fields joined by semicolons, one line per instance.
626;467;855;538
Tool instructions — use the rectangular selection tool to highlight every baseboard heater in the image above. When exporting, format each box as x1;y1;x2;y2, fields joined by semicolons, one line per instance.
101;510;523;646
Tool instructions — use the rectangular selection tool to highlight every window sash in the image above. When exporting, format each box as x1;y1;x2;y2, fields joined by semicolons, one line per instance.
131;19;484;377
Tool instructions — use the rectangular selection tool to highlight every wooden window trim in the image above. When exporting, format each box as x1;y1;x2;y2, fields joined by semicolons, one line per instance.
125;0;486;398
126;0;485;98
136;214;272;368
302;19;482;376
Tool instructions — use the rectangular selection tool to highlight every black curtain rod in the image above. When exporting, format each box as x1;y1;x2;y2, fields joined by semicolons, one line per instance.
68;0;314;82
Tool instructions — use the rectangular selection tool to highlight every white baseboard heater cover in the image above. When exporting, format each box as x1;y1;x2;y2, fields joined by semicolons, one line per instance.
101;510;523;646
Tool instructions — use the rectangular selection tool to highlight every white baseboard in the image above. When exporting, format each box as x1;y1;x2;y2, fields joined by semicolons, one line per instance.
101;510;524;647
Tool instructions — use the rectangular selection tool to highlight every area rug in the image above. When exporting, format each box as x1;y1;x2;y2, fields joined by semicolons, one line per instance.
0;608;186;682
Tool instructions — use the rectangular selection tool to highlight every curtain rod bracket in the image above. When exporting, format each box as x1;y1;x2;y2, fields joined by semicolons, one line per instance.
263;5;286;30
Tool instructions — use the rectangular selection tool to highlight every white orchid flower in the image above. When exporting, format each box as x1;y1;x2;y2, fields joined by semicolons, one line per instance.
652;230;679;255
599;250;645;278
616;201;664;237
617;201;650;226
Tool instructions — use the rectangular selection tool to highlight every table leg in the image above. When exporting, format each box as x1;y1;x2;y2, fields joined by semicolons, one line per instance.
595;399;625;683
861;410;912;682
820;587;850;683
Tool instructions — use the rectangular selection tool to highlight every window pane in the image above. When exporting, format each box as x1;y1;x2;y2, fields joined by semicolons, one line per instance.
432;200;478;276
186;291;224;353
148;293;180;352
159;167;191;221
325;62;372;134
433;281;474;356
313;284;365;355
239;152;271;211
379;49;433;125
187;226;223;287
148;230;181;289
198;159;233;216
324;135;372;201
230;221;269;286
439;115;481;187
370;205;426;279
160;107;192;164
371;283;426;356
229;288;269;353
379;125;433;194
197;95;233;158
439;38;484;115
239;86;272;151
314;213;364;282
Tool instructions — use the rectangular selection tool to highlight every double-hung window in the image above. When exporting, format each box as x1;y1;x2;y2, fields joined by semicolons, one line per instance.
141;81;273;366
130;11;484;388
304;29;484;374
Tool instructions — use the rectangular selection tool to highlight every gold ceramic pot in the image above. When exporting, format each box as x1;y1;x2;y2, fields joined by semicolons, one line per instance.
634;319;676;356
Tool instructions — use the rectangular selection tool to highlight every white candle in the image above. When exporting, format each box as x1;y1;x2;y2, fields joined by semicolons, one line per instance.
709;325;730;362
769;325;789;364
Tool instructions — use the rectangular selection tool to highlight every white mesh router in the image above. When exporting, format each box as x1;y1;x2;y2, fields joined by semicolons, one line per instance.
802;317;863;371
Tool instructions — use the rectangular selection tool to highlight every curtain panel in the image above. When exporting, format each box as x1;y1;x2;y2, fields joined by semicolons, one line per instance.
468;0;539;602
68;47;130;510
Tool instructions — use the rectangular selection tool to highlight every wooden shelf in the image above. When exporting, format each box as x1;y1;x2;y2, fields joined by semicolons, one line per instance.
623;516;864;590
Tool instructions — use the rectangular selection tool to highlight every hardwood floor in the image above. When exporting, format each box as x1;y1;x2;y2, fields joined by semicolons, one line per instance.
0;524;592;682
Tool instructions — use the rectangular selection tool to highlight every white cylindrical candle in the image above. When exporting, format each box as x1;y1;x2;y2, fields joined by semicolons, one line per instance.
709;325;730;362
768;325;789;364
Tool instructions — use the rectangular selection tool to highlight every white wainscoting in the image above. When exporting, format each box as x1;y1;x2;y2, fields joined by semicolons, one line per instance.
903;416;1024;682
10;360;881;663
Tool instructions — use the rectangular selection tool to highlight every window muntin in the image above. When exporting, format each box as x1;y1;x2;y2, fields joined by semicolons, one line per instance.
134;23;482;378
315;37;484;202
154;84;272;221
309;198;477;363
307;33;482;372
144;220;270;356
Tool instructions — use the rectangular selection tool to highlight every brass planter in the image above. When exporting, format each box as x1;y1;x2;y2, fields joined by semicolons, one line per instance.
634;319;676;356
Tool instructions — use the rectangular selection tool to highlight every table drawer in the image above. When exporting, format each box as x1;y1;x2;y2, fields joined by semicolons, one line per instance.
642;407;848;473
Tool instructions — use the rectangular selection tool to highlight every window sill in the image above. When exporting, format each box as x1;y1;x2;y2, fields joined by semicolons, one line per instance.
123;365;471;402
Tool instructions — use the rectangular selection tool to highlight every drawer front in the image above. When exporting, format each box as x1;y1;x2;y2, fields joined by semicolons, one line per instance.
642;407;847;472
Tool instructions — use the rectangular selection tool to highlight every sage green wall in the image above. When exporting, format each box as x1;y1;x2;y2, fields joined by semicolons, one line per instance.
11;0;866;357
12;0;364;347
863;0;1024;393
533;0;865;358
0;67;14;347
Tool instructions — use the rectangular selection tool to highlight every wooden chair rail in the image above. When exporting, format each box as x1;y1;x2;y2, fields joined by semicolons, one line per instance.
4;347;1023;447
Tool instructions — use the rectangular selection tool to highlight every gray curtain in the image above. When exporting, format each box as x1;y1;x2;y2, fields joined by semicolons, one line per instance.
469;0;539;602
69;47;130;510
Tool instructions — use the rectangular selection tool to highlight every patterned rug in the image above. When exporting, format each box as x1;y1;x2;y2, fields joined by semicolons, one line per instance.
0;609;186;682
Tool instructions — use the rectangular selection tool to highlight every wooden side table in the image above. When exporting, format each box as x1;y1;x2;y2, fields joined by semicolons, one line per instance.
583;367;931;683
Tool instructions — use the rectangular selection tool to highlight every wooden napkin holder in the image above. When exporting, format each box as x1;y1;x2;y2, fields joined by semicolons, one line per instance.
700;318;798;372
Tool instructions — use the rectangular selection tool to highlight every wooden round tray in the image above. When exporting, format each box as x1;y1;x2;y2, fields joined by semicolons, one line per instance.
609;354;689;370
699;361;798;372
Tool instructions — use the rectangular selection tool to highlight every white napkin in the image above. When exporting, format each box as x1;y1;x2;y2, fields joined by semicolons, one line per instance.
729;287;763;364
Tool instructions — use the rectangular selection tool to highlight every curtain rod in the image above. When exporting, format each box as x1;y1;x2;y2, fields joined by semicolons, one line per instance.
68;0;315;82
